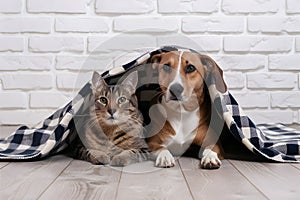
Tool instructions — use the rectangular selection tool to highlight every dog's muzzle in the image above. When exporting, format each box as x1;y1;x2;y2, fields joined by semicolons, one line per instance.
169;83;184;101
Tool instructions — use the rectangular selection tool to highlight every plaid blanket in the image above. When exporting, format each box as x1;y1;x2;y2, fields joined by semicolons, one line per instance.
1;46;300;162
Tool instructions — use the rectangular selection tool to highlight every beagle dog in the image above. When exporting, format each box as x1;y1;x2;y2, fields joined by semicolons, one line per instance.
146;51;227;169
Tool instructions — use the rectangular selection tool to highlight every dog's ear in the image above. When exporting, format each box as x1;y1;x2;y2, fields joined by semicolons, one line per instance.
148;53;162;69
200;55;227;93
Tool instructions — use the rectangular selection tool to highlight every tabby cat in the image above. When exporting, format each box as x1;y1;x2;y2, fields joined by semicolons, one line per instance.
68;71;149;166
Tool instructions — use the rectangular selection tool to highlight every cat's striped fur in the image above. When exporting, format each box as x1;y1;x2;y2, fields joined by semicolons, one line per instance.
67;71;149;166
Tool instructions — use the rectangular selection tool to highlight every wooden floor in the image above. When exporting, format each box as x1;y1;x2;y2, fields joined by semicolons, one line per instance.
1;126;300;199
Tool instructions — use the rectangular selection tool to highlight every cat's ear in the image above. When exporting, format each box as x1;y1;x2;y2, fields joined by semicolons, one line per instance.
91;71;106;89
121;71;138;92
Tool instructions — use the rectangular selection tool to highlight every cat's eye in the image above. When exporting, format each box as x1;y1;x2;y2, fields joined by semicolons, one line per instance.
185;64;196;73
162;64;171;73
98;97;108;105
117;96;127;104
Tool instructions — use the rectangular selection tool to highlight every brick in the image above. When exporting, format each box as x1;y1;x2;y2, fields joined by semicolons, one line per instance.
0;56;53;71
114;17;179;32
248;17;300;33
271;92;300;108
0;92;28;109
230;92;269;108
246;110;294;124
56;72;92;90
222;0;279;14
269;55;300;71
223;72;245;89
287;0;300;14
55;18;109;33
215;55;266;71
157;35;221;52
0;0;21;13
88;35;156;53
95;0;154;14
0;18;51;33
182;17;244;33
158;0;218;13
296;38;300;52
56;55;113;71
27;0;86;13
224;36;292;53
247;73;297;89
30;92;71;108
0;37;23;52
29;37;84;52
0;73;53;89
0;110;53;125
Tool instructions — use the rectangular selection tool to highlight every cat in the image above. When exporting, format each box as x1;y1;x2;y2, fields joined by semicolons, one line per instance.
67;71;149;166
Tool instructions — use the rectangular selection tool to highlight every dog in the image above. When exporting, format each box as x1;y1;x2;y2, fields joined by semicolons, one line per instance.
146;50;227;169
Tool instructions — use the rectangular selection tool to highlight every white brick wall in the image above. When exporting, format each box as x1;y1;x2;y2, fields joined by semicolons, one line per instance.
27;0;87;13
224;36;293;53
182;17;244;33
158;0;219;13
114;17;179;32
248;17;300;33
0;0;21;13
0;37;24;52
0;18;51;33
222;0;279;14
95;0;154;14
55;18;110;33
29;37;84;52
0;0;299;127
286;0;300;14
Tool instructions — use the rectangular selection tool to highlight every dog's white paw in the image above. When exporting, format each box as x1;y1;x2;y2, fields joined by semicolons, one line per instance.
200;149;221;169
155;149;175;168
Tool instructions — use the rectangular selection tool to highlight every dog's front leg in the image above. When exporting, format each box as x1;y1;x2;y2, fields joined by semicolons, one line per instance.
154;148;175;168
148;141;175;168
194;127;223;169
200;144;222;169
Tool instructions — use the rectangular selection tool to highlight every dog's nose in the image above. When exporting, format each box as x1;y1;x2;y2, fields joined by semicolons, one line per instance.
169;83;184;100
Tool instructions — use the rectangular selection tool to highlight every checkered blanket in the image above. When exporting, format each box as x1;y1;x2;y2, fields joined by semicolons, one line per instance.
1;46;300;162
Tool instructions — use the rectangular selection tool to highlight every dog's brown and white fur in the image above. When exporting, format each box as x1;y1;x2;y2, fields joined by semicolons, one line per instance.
147;51;227;169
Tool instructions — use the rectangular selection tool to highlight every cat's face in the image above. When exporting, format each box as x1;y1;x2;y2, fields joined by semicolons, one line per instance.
91;71;139;126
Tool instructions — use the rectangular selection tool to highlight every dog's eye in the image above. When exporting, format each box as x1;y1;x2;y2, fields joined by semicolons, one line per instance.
186;64;196;73
162;64;171;73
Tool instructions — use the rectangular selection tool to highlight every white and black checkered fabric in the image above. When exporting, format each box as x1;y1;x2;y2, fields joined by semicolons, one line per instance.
1;46;300;162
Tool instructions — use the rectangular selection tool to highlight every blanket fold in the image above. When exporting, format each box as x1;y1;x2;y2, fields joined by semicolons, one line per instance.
1;46;300;162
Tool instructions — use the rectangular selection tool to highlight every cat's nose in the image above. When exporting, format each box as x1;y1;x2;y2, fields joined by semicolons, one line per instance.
107;108;116;116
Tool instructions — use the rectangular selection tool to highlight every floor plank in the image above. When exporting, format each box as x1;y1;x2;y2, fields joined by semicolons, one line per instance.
292;164;300;170
179;158;266;199
39;159;121;200
0;162;9;169
116;160;193;200
0;155;72;200
230;160;300;199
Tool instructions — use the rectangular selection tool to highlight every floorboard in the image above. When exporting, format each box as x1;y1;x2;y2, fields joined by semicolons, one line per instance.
292;164;300;170
179;157;266;199
116;160;193;200
0;162;9;169
230;160;300;199
38;159;121;200
0;155;72;200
